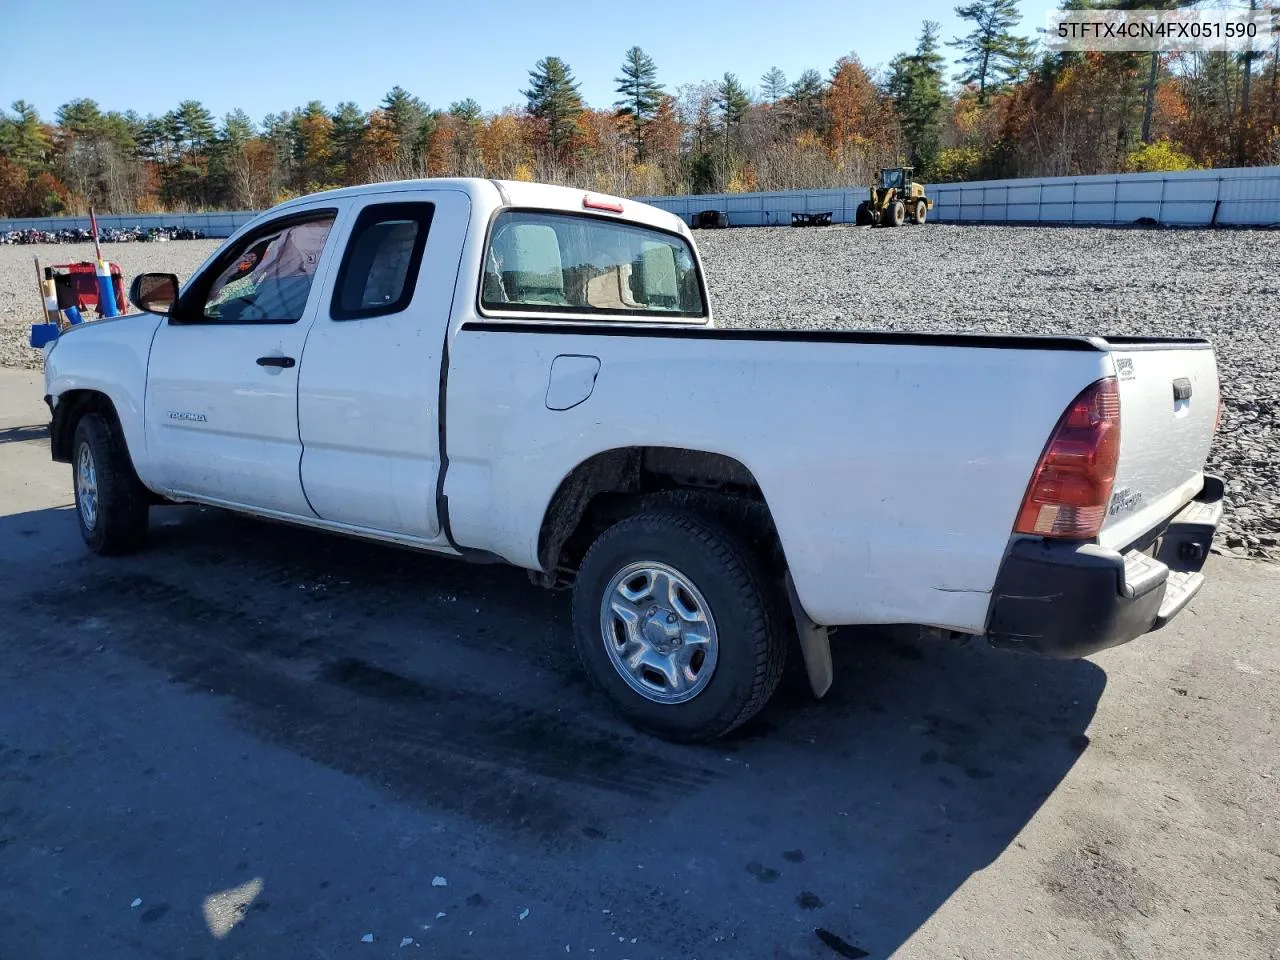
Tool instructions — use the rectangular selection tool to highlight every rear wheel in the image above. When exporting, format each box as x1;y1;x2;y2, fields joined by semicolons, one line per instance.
914;200;927;224
571;509;786;742
884;200;905;227
73;412;150;555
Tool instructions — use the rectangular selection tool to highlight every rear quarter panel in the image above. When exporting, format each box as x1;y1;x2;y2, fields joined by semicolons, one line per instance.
444;327;1111;633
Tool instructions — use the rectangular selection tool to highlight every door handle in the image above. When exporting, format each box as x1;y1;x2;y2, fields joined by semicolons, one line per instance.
256;356;296;368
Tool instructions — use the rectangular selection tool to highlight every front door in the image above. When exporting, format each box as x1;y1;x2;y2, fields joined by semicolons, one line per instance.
144;206;345;516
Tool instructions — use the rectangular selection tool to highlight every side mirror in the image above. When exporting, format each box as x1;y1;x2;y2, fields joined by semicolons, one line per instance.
129;272;179;315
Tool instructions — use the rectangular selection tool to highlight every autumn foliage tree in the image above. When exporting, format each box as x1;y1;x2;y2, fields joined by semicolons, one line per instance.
1;38;1276;216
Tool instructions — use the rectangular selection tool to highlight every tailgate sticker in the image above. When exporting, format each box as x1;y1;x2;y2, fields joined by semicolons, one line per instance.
1109;487;1144;516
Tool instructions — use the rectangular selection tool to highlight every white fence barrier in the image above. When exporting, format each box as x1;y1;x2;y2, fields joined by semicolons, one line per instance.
926;165;1280;226
640;166;1280;228
634;188;861;226
3;166;1278;235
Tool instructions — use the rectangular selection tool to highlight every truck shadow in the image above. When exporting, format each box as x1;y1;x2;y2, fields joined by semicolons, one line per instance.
7;504;1106;959
0;423;49;445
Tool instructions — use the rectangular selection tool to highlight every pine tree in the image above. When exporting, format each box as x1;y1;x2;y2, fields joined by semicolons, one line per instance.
330;102;367;183
220;109;255;147
888;21;947;174
449;99;484;174
523;56;584;154
715;73;750;128
714;73;750;173
381;86;428;162
788;68;827;131
949;0;1028;103
761;67;788;103
449;98;483;126
135;115;167;165
173;100;216;153
55;99;106;138
614;46;664;162
208;110;254;209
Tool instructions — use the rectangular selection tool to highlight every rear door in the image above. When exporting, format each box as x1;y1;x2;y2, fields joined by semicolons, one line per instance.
1098;341;1220;550
144;205;346;515
296;189;471;540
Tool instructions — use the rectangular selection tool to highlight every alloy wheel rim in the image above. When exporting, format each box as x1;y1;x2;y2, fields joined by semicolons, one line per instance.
599;561;719;704
77;443;98;531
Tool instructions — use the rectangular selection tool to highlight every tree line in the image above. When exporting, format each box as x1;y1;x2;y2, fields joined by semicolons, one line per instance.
1;0;1278;217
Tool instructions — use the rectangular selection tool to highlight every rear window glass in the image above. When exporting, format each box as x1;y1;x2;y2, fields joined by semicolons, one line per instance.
481;211;705;318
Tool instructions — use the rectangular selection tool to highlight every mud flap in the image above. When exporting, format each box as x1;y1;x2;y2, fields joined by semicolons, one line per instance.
785;573;833;699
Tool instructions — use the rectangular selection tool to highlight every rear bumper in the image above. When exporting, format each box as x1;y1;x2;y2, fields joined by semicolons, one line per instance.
985;475;1223;659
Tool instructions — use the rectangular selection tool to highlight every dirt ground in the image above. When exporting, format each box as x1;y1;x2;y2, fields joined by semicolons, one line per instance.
1;366;1277;960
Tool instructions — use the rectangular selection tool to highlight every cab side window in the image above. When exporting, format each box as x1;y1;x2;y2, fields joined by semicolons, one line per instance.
197;214;336;323
331;202;435;321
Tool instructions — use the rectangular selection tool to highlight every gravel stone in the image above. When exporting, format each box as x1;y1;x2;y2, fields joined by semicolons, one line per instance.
2;224;1275;559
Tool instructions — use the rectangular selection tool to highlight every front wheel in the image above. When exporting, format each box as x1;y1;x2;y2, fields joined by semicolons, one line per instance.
571;509;787;742
884;200;905;227
914;200;927;224
72;412;150;555
855;201;873;226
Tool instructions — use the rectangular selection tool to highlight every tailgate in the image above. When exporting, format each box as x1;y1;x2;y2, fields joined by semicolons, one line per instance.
1099;340;1219;551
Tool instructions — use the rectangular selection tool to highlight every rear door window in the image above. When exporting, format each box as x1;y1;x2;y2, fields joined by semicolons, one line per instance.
481;211;705;318
331;202;435;321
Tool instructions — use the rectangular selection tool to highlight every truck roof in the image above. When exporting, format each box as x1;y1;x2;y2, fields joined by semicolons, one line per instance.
269;177;690;237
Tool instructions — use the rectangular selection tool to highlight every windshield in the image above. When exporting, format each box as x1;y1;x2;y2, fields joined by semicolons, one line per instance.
880;169;903;189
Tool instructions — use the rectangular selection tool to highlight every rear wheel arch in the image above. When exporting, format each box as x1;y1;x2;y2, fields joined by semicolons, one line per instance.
535;446;788;585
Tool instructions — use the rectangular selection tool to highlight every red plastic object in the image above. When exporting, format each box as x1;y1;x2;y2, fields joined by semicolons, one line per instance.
53;261;127;316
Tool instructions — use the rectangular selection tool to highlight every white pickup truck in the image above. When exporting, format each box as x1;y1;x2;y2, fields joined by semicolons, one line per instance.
42;178;1225;741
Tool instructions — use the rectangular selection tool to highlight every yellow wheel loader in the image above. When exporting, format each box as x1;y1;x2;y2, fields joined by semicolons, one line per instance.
854;167;933;227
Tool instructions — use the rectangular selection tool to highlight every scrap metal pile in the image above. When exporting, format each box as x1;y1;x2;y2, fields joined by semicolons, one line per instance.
0;226;205;245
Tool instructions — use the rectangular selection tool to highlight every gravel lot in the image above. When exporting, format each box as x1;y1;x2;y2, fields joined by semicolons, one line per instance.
1;224;1275;557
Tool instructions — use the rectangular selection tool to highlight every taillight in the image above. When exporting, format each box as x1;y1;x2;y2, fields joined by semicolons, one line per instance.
1014;377;1121;540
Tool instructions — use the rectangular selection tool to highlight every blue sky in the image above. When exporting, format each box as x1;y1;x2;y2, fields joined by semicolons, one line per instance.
2;0;1043;125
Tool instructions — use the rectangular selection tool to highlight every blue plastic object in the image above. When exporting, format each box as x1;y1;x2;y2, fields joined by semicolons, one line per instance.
65;306;84;325
95;260;119;318
29;323;60;349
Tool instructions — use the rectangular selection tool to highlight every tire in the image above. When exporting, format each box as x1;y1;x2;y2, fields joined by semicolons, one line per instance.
72;412;150;555
571;509;787;742
855;201;873;226
914;200;928;224
884;200;905;227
